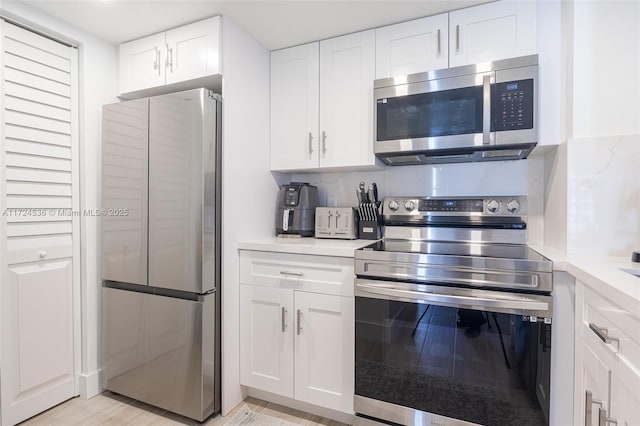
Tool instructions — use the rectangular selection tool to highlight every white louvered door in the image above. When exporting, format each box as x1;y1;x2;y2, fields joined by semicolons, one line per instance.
0;20;79;425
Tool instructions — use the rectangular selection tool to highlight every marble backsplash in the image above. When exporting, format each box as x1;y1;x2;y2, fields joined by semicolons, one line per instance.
566;135;640;257
290;160;530;207
288;156;545;246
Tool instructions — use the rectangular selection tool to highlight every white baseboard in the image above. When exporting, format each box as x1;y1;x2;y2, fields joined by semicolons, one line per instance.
247;388;354;425
79;370;101;399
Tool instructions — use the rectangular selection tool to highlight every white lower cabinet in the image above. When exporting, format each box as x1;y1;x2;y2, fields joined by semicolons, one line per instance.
294;291;354;414
239;250;354;414
575;281;640;426
240;285;294;397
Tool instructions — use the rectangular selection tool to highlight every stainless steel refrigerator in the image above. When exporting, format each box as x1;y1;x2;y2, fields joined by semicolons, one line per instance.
100;88;221;421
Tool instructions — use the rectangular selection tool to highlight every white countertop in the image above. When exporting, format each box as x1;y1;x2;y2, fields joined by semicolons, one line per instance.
237;237;376;258
238;239;640;311
530;245;640;313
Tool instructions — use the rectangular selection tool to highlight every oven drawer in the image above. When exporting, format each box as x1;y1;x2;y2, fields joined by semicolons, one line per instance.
582;286;640;374
239;250;354;297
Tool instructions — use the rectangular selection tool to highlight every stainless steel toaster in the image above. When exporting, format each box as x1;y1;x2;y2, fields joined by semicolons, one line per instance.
315;207;357;240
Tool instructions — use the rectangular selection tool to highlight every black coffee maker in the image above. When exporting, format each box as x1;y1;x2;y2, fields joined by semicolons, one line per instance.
275;183;319;237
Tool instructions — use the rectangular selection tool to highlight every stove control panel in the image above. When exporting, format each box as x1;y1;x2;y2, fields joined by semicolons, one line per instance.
383;196;527;217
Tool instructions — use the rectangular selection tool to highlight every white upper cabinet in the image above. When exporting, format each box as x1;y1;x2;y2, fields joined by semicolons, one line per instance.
165;18;220;85
118;16;220;95
119;33;166;94
270;42;320;171
319;30;375;169
375;14;448;79
270;30;376;172
449;1;536;67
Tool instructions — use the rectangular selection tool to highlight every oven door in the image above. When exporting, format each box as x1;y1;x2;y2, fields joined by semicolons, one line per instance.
354;279;552;426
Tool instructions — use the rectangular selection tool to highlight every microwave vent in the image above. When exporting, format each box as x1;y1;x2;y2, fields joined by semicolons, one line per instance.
482;149;524;159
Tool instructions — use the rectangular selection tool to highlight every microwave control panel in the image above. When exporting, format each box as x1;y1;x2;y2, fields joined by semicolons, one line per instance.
493;79;534;132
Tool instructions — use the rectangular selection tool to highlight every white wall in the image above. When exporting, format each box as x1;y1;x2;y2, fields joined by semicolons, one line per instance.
1;1;118;397
220;16;278;415
571;0;639;138
549;0;640;257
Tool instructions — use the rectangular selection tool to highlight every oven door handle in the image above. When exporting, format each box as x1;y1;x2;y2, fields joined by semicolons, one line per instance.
355;281;550;313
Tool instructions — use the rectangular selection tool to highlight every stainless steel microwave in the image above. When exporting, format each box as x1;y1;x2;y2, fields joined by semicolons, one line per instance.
374;55;538;165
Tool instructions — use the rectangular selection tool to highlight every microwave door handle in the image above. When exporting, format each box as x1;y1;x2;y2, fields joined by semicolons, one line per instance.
483;74;491;145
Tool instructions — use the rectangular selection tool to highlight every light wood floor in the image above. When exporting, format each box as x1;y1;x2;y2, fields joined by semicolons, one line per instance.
20;393;349;426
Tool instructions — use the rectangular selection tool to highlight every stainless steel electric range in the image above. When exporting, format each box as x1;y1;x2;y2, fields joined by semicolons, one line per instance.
353;196;553;426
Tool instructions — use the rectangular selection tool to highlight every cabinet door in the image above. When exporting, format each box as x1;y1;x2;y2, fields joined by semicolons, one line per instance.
240;285;294;398
165;17;220;85
581;341;610;426
449;0;536;67
319;30;375;169
375;14;448;79
294;292;354;414
119;33;166;94
1;260;75;425
270;43;319;171
610;366;640;426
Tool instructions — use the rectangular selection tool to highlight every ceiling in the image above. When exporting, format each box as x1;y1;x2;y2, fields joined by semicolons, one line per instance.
18;0;490;50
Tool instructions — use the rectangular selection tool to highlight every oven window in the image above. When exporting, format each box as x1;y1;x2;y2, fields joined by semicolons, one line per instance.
355;297;551;425
376;86;483;141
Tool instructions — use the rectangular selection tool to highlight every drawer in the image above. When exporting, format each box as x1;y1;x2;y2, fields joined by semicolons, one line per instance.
239;250;354;297
583;285;640;373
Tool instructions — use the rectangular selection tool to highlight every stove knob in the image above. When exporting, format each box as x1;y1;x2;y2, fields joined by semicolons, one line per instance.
388;200;399;211
506;199;521;214
404;200;415;211
486;199;501;214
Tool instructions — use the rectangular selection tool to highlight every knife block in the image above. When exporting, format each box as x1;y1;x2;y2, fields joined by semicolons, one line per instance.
357;203;382;240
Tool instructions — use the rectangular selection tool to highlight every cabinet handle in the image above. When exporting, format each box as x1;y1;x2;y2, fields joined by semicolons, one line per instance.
322;131;327;155
585;390;603;426
308;132;314;155
296;309;302;335
456;25;460;51
589;323;620;347
153;46;159;71
280;270;303;278
165;43;173;73
599;408;618;426
38;251;47;259
437;29;441;56
281;307;286;332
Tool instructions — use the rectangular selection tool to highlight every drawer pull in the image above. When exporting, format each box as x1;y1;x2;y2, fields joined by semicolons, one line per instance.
39;251;47;259
585;390;603;426
589;323;620;347
280;271;303;278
